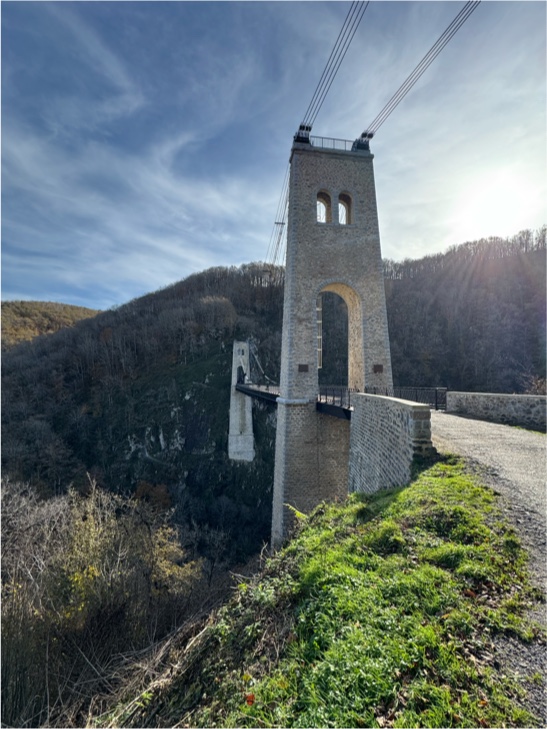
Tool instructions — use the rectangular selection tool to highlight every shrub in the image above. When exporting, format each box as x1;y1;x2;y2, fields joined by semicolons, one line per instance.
1;477;203;727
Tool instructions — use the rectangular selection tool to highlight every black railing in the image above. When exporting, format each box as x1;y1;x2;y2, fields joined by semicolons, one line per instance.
364;386;447;411
317;386;356;409
238;383;448;412
309;135;355;152
235;383;280;403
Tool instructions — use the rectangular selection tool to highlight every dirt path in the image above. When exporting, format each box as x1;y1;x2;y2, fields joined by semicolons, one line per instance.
430;412;546;581
430;411;546;722
431;412;545;517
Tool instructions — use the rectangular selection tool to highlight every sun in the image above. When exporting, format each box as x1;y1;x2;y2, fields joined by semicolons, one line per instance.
449;169;544;243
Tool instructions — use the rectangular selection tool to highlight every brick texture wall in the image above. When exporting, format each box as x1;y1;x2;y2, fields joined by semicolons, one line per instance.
272;138;393;546
272;401;349;547
348;394;435;494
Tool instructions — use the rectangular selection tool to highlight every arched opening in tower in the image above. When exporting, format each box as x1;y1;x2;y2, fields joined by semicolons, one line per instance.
317;291;348;387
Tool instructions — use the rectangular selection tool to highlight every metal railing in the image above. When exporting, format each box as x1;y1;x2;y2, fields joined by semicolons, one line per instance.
235;382;280;403
238;382;447;412
365;386;448;411
317;386;355;409
309;136;356;152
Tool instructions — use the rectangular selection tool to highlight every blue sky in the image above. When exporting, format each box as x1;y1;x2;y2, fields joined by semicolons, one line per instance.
2;1;545;310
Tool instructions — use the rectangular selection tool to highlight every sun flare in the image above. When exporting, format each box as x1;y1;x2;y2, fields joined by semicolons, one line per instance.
449;169;544;244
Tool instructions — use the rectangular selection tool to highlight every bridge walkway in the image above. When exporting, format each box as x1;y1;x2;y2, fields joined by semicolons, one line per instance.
430;412;546;520
236;384;446;418
235;383;354;418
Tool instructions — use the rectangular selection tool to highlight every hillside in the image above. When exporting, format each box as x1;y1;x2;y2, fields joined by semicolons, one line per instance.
2;263;285;556
90;457;545;728
2;233;545;533
383;230;546;393
1;300;99;351
1;231;546;727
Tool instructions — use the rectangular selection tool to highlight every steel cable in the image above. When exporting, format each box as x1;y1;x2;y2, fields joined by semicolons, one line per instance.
267;2;370;264
302;1;369;128
365;1;480;135
266;164;290;265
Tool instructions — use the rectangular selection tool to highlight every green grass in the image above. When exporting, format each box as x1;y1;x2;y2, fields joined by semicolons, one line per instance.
96;456;544;728
509;424;546;435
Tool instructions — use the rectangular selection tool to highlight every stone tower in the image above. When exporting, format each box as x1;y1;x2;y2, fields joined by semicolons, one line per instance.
228;340;255;462
271;130;393;547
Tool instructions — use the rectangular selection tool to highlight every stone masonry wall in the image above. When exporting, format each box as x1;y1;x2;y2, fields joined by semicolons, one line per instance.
279;142;393;398
272;139;393;546
272;400;349;547
446;392;546;431
348;394;435;494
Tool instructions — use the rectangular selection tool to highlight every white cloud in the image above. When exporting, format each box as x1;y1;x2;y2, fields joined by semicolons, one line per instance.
37;4;145;136
2;109;283;307
2;1;545;308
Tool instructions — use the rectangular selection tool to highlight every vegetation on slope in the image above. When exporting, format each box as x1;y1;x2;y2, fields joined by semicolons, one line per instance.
383;229;546;392
2;233;545;511
2;264;284;558
95;457;545;728
1;231;545;727
1;477;243;728
1;300;99;351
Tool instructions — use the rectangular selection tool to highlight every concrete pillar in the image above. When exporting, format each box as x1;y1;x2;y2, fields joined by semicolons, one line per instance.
228;341;255;462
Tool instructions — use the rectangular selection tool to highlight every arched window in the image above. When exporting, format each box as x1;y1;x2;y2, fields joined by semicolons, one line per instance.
317;191;332;223
338;193;352;225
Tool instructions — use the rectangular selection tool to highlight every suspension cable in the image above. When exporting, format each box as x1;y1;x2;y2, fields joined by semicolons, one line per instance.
267;2;370;265
265;163;290;266
302;1;370;128
271;189;289;266
267;2;480;265
364;1;481;135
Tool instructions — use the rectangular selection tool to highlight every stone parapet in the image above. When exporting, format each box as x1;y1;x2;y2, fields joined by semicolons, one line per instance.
446;392;546;431
348;394;435;494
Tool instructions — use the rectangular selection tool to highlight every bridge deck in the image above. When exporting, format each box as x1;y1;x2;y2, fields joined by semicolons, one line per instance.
236;384;447;418
235;383;280;403
235;384;353;418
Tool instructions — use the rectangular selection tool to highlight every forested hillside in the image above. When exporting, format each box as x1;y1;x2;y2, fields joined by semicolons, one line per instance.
1;300;99;351
2;263;284;727
2;231;545;509
1;230;545;727
384;229;546;393
2;263;285;554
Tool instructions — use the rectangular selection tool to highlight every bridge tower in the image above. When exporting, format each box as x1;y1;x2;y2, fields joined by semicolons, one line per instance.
271;129;393;547
228;340;255;462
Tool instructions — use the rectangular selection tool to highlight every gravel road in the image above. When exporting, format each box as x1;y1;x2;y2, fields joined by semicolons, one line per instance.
430;411;546;722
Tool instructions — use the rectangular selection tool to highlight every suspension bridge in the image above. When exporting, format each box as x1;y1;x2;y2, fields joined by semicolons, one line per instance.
230;1;484;546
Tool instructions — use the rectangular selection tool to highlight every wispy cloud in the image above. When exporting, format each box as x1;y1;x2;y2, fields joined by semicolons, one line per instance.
2;1;545;308
2;111;282;308
39;4;145;136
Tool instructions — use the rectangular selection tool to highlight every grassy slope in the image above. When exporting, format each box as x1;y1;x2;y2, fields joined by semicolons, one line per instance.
1;300;99;351
95;457;545;728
